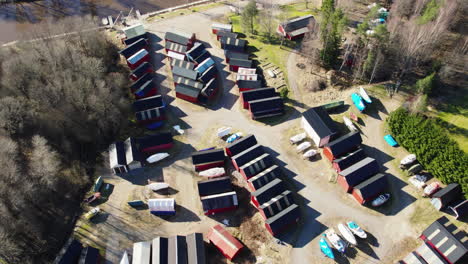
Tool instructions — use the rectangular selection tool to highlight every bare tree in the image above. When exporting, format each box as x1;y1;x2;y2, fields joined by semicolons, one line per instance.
30;135;62;188
258;2;276;42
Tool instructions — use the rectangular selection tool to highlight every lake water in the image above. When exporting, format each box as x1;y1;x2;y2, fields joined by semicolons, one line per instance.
0;0;199;44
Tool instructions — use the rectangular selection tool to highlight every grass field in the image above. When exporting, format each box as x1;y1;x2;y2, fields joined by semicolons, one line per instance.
437;101;468;152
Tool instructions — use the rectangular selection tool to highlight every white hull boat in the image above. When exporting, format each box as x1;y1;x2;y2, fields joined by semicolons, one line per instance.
338;223;357;246
400;154;416;166
303;149;318;159
217;127;231;138
146;153;169;163
346;221;367;239
359;86;372;104
296;141;312;153
147;182;169;191
409;175;427;189
325;229;346;253
290;133;306;144
199;167;225;178
343;116;357;131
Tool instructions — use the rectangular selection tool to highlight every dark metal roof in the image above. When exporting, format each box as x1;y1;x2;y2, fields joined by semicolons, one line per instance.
124;33;147;46
200;78;216;98
152;237;169;264
132;95;164;112
259;190;295;219
339;157;380;186
193;50;211;64
402;251;427;264
110;141;127;167
249;96;284;114
232;144;265;168
174;75;204;89
353;173;387;199
186;43;206;61
165;31;193;45
186;233;206;264
265;204;300;233
138;133;173;149
136;107;165;121
239;153;274;178
252;109;284;119
224;50;250;60
131;72;153;92
124;137;142;164
59;240;83;264
198;176;232;197
432;184;463;208
226;134;257;156
248;165;282;190
119;38;147;58
325;131;362;157
251;178;286;205
281;15;314;33
168;236;188;264
79;246;99;264
333;148;366;171
198;66;217;84
201;191;237;211
229;58;252;68
220;37;246;52
237;79;262;89
173;66;198;80
192;148;225;165
171;59;195;70
216;31;238;39
166;41;188;53
241;88;277;103
130;62;152;80
176;84;201;98
302;107;338;139
421;216;468;263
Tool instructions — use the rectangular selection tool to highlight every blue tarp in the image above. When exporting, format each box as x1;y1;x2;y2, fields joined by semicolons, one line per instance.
384;135;398;147
351;93;366;112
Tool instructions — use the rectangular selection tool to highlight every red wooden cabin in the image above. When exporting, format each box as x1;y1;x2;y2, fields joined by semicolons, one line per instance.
207;225;243;260
351;173;387;204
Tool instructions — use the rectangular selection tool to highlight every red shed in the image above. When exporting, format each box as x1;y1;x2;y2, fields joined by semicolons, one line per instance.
323;131;362;162
135;106;165;125
207;224;243;260
332;148;366;172
129;62;153;81
277;15;314;40
337;157;380;193
211;23;233;34
239;153;274;180
240;88;277;109
225;134;257;157
251;178;286;208
191;148;225;172
175;84;201;103
138;133;173;153
231;144;264;171
229;58;253;72
201;191;238;215
258;190;294;220
165;31;195;48
265;204;300;236
224;50;249;64
127;49;150;70
352;173;387;204
247;165;281;192
237;79;262;92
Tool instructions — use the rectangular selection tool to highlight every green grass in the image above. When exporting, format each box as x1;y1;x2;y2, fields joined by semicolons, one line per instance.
280;2;319;18
434;95;468;152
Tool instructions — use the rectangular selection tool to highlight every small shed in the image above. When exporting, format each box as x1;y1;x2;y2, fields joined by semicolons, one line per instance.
225;134;257;157
173;66;199;80
224;50;249;64
133;94;164;112
197;176;232;197
215;31;238;41
239;153;274;180
132;241;151;264
211;23;233;34
109;141;128;174
195;58;215;74
332;148;366;172
171;59;195;70
220;37;246;52
127;49;150;70
247;165;281;192
174;75;204;90
119;38;148;59
248;96;284;119
132;77;156;99
338;157;380;193
251;178;287;208
431;183;463;211
165;41;188;54
167;51;186;61
165;31;195;47
241;88;277;109
152;237;169;264
168;235;188;264
351;173;387;204
124;34;147;46
238;67;256;75
229;59;252;72
231;144;265;171
277;15;314;40
323;131;362;161
201;191;238;215
176;84;201;103
198;66;217;84
301;107;338;148
258;190;295;220
78;246;99;264
123;137;142;171
186;43;206;62
138;132;174;153
130;62;153;81
207;224;244;260
186;233;206;264
135;106;165;125
130;72;153;92
192;149;225;171
237;79;262;91
265;204;300;236
236;73;258;82
420;216;468;264
123;24;146;39
148;198;176;215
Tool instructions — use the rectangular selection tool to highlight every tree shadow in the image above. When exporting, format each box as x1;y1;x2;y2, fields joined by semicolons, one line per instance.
365;97;388;120
90;211;110;224
205;242;228;264
289;200;326;248
361;145;394;166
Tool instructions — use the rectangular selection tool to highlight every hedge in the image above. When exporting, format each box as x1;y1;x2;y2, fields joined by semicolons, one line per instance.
388;108;468;198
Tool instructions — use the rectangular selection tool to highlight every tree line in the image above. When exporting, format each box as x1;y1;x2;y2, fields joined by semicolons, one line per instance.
0;17;131;263
388;108;468;198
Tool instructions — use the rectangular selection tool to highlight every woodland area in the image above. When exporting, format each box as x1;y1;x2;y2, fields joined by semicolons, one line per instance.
0;18;131;263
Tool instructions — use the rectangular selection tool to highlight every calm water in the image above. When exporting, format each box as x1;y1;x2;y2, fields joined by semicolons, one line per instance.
0;0;198;43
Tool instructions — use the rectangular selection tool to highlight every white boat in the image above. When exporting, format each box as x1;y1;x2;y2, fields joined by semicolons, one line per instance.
303;149;318;159
290;133;306;144
199;167;225;178
346;221;367;239
338;223;357;246
400;154;416;166
343;116;357;131
146;153;169;163
409;175;427;189
147;182;169;191
217;127;231;138
120;251;130;264
372;193;391;207
359;86;372;104
173;125;184;135
296;142;311;153
325;229;346;253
